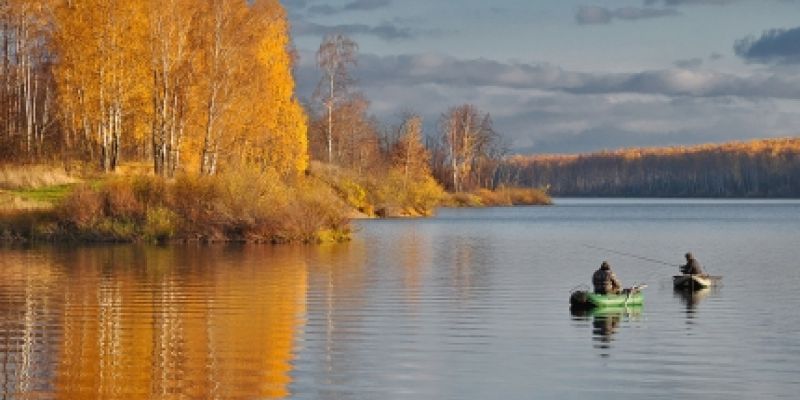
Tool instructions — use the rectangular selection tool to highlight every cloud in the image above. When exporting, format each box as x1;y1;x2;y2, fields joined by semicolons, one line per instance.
734;26;800;64
343;0;392;12
306;0;392;16
283;0;309;10
294;52;800;154
300;53;800;100
674;57;703;68
576;5;679;24
294;20;415;41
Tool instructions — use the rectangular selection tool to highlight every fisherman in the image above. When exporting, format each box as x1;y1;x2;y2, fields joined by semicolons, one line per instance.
592;261;622;295
680;252;705;275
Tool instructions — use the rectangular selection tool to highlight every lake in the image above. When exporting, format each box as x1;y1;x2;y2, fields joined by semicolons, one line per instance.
1;199;799;399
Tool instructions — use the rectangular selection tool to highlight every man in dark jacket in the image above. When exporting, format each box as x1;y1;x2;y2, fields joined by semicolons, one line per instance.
680;252;704;275
592;261;622;295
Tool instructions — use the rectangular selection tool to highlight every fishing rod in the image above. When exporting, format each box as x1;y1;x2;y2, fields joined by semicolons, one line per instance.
582;244;679;268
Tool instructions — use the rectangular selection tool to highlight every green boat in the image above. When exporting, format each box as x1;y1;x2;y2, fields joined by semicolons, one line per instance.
570;285;646;309
571;304;643;318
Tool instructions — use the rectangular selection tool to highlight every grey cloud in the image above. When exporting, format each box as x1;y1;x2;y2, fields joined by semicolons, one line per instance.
307;0;391;16
735;26;800;64
576;5;679;24
567;69;800;99
307;5;338;16
576;6;611;24
507;95;797;154
674;58;703;68
343;0;392;12
333;53;800;100
294;52;800;153
294;20;414;41
283;0;308;9
709;52;723;60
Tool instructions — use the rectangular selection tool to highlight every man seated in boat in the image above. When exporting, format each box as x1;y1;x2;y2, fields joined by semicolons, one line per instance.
592;261;622;295
680;252;705;275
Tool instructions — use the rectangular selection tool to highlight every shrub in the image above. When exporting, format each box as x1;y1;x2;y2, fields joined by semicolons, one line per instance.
131;175;168;208
405;175;445;215
475;188;510;206
442;192;483;207
170;174;223;239
502;187;552;205
0;209;57;240
102;179;143;221
143;206;177;243
470;187;552;207
59;184;104;229
276;180;349;242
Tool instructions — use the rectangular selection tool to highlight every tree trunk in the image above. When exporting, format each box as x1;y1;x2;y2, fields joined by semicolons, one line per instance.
327;74;334;164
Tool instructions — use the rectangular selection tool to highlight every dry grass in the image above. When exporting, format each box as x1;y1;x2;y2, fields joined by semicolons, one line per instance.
0;190;56;211
21;168;353;243
476;187;552;206
0;165;77;190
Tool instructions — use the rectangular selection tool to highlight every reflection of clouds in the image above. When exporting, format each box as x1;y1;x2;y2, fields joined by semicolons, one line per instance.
1;246;308;399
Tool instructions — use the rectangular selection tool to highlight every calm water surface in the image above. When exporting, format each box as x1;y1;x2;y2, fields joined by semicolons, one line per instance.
1;199;799;399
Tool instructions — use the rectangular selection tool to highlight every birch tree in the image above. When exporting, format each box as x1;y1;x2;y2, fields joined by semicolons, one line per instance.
439;104;498;192
315;33;357;164
148;0;195;177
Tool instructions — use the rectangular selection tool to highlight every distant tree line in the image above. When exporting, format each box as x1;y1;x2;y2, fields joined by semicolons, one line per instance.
501;138;800;197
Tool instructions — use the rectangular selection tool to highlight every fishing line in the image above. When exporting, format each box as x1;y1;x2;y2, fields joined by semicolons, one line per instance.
582;244;678;268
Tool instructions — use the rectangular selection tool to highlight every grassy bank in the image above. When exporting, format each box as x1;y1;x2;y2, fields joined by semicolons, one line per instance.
1;164;551;243
1;165;350;243
310;162;444;218
443;186;553;207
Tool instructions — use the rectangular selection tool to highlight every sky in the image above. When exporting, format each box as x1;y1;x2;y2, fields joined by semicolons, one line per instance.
285;0;800;154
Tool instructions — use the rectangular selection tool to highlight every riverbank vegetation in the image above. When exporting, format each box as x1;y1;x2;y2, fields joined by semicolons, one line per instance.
503;138;800;197
0;2;549;243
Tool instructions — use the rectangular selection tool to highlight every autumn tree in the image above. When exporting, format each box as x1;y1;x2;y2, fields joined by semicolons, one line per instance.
148;0;195;177
315;33;358;164
0;0;55;161
186;0;308;176
391;114;430;189
191;0;250;176
246;0;308;176
52;0;150;171
437;104;499;192
377;113;443;215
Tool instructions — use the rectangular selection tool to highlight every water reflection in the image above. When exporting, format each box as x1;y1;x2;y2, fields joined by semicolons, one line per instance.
0;245;307;399
674;287;711;310
674;287;717;325
571;307;642;357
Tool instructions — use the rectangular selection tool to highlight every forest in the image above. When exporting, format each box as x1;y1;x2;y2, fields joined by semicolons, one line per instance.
0;0;547;243
501;138;800;197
